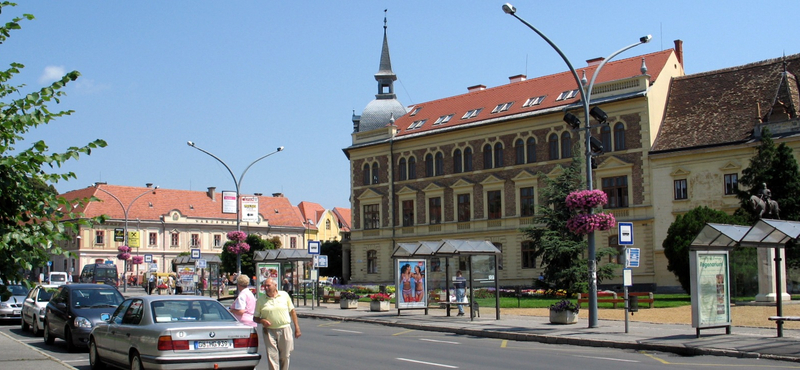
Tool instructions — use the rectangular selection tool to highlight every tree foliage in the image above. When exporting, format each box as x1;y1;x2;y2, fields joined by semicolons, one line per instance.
0;3;106;292
662;206;747;294
220;234;277;278
521;153;618;296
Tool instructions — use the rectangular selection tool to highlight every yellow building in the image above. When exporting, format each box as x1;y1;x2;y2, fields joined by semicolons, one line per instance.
343;22;685;288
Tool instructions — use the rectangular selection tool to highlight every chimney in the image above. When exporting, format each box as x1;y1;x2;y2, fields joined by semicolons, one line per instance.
586;57;604;66
508;74;526;83
254;193;263;196
673;39;684;67
207;187;216;201
146;183;153;188
467;84;486;93
272;192;284;198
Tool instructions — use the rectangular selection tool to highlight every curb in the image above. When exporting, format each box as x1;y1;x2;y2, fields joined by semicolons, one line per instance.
0;331;78;370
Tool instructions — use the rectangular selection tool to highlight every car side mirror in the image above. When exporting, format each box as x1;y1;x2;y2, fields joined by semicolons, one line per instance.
57;302;67;309
100;313;111;321
26;298;34;303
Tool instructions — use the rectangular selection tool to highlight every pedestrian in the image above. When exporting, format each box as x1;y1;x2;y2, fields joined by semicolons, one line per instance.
282;271;294;298
230;274;257;327
254;277;301;370
453;270;467;316
148;274;156;295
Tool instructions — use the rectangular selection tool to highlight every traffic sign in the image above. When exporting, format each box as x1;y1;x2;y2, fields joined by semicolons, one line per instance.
308;240;320;254
144;254;153;263
626;248;640;268
618;222;634;245
191;249;201;259
196;259;207;269
316;255;328;268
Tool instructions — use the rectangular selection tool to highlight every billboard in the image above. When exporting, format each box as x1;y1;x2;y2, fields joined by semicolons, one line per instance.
222;191;237;214
241;196;259;222
690;250;731;328
396;259;427;309
256;262;281;299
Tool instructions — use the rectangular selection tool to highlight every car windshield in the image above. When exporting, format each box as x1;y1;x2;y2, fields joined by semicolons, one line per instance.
7;285;28;295
50;275;66;283
150;300;237;323
96;267;117;279
72;288;123;308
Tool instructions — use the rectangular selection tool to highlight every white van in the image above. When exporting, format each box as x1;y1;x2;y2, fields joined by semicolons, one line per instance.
48;272;69;286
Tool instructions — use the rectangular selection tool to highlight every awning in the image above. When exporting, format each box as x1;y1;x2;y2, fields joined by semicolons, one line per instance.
173;255;222;265
691;220;800;249
253;248;314;262
390;239;501;258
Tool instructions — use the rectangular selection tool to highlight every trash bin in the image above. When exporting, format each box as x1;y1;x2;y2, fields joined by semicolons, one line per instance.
628;295;639;312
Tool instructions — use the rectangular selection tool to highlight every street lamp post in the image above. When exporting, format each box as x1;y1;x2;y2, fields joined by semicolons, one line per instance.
502;3;650;328
187;141;284;275
94;184;158;293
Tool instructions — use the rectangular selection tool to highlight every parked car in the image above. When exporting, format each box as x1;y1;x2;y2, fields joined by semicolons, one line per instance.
79;263;119;286
43;284;124;351
48;272;69;286
89;295;261;370
21;284;58;336
0;284;29;321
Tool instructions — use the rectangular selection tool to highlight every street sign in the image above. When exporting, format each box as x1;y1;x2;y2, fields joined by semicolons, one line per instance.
191;249;201;259
144;254;153;263
149;263;157;272
619;222;634;245
196;259;207;269
114;228;125;242
128;231;140;248
308;240;320;254
47;261;52;267
626;248;641;268
317;255;329;268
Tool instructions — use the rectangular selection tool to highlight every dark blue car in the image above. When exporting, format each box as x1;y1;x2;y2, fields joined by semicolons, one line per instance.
43;284;123;352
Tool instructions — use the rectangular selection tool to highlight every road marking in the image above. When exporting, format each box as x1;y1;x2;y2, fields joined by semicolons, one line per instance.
641;352;670;364
571;355;639;363
420;338;459;345
500;340;508;348
318;321;342;327
331;329;363;334
397;357;458;368
393;329;415;336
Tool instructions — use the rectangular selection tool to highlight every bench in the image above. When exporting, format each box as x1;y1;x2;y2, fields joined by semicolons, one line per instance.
577;292;654;309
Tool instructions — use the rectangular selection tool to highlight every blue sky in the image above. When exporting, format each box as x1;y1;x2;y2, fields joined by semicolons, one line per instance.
5;1;799;210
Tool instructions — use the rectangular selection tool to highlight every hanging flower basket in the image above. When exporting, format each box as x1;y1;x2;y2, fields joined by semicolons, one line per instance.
566;212;616;234
131;255;144;265
117;246;131;261
566;190;608;210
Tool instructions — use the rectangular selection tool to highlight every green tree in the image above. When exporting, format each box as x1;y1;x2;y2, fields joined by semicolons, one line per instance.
521;153;617;296
220;234;276;278
663;206;747;294
0;4;106;292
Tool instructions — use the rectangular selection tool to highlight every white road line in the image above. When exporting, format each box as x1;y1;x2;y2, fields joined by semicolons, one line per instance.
419;338;460;345
571;354;640;363
330;329;363;334
397;357;459;368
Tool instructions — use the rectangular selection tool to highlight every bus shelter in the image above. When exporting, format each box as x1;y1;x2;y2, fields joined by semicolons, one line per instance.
690;219;800;337
172;254;221;298
391;239;501;321
253;249;314;307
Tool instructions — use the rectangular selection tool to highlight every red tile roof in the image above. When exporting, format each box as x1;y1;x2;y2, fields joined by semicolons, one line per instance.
332;207;352;232
392;49;675;136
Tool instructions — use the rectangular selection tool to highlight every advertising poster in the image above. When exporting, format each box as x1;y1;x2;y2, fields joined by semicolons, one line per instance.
127;231;140;248
695;252;730;326
241;196;259;223
222;191;237;214
396;259;427;309
256;262;281;299
177;265;196;294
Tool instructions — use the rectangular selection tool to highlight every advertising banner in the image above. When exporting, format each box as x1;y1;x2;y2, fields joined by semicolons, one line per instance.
222;191;237;214
127;231;140;248
691;251;731;328
241;196;259;222
177;265;196;294
396;259;427;309
256;262;281;299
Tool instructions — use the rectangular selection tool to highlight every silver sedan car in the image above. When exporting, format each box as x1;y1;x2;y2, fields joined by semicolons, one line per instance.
89;295;260;370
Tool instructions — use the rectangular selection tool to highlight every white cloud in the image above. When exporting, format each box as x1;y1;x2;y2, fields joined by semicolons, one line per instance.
38;65;66;84
74;78;111;94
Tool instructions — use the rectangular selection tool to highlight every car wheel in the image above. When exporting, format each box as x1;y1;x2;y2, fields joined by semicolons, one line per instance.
43;321;54;345
89;338;106;370
130;351;144;370
65;327;76;352
32;319;41;336
20;316;29;331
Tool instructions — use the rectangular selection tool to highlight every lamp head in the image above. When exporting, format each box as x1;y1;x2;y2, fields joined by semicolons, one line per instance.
639;35;652;44
187;141;195;147
502;3;516;14
589;106;608;125
563;112;581;130
590;136;604;155
277;146;284;152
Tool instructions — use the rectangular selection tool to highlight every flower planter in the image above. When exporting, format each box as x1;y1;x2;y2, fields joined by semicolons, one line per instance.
370;300;390;312
340;299;359;309
549;310;579;324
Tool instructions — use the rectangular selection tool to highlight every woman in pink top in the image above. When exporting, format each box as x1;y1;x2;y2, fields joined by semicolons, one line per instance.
229;274;256;327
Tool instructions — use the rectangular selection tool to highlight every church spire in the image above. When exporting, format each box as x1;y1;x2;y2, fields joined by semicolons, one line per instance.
375;9;397;98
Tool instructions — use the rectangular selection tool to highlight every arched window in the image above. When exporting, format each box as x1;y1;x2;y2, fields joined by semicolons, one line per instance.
408;157;417;179
601;126;611;153
494;142;504;168
548;134;559;160
561;132;571;159
425;153;434;177
435;152;444;176
367;250;377;274
371;163;379;184
362;164;370;185
526;137;537;163
464;148;473;171
399;158;407;181
483;144;493;169
453;149;463;173
515;139;525;165
325;219;331;230
614;123;626;151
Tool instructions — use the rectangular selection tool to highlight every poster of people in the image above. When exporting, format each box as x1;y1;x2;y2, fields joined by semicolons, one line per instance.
692;252;731;327
256;262;281;299
177;266;195;294
396;259;427;309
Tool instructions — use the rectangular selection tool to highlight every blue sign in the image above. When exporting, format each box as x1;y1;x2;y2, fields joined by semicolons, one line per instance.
144;254;153;263
626;248;640;268
618;222;634;245
191;248;201;259
308;240;320;255
316;255;328;268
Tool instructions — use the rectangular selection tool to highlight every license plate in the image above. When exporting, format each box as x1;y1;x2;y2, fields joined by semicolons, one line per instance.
13;310;20;315
194;340;232;349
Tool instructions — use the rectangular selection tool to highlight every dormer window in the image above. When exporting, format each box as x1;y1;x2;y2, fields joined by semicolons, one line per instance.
461;108;483;119
523;95;546;107
409;107;422;116
556;89;579;101
433;114;454;125
407;119;427;130
491;102;514;113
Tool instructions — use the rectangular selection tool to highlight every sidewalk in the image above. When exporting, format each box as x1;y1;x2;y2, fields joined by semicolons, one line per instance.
0;331;73;369
295;302;800;363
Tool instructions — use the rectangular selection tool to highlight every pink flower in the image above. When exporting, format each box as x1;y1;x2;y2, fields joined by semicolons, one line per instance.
226;231;247;242
227;242;251;254
118;245;131;253
567;212;616;234
131;255;144;265
117;252;131;260
566;190;608;210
